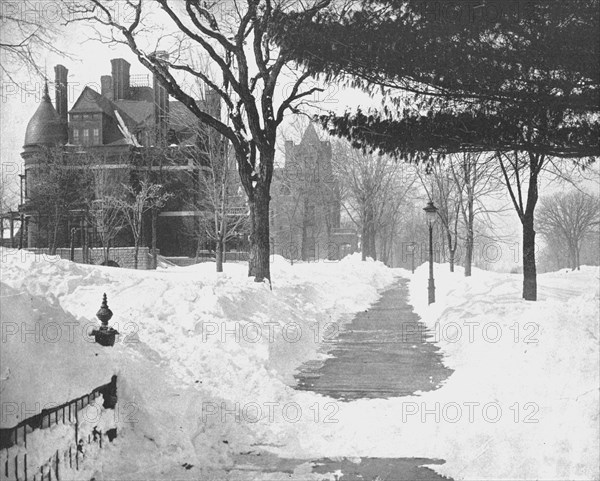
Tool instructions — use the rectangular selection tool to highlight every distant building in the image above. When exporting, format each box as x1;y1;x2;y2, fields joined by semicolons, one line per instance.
270;124;358;261
18;57;247;266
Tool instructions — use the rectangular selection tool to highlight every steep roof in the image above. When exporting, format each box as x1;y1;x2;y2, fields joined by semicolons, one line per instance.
23;82;68;148
67;87;215;146
69;87;138;128
114;100;154;124
300;123;321;146
169;100;202;130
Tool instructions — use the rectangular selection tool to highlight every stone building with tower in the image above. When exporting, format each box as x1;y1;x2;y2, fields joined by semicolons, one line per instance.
270;124;358;261
17;57;245;267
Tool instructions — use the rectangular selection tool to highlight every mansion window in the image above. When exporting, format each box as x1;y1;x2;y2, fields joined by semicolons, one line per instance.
93;128;100;145
83;129;89;144
73;129;79;143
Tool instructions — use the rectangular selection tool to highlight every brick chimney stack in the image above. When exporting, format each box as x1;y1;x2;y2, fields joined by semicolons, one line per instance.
205;87;221;121
101;75;113;100
54;64;68;124
152;51;170;145
111;58;130;100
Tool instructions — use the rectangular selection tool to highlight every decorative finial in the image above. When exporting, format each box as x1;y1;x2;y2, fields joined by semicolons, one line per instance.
91;293;119;346
42;79;50;101
96;293;113;326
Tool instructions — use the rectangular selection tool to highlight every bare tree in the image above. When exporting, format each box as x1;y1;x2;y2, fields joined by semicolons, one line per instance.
0;5;74;83
166;85;249;272
333;142;408;262
418;163;461;272
87;167;126;265
497;150;549;300
197;141;249;272
375;168;417;267
448;152;507;276
536;190;600;270
24;147;92;254
69;0;330;283
116;181;172;269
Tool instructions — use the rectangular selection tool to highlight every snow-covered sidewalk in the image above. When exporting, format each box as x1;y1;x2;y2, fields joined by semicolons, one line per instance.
1;248;598;480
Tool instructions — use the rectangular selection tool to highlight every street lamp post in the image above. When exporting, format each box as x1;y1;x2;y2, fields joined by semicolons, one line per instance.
423;201;438;304
407;242;416;274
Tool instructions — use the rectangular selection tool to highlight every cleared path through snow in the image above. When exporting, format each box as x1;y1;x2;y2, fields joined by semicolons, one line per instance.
295;278;452;400
294;278;454;481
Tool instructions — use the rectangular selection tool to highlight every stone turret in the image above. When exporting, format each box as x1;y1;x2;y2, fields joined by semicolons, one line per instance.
23;81;68;151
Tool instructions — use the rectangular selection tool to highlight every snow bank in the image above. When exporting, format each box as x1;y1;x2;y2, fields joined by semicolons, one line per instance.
0;249;398;478
403;263;600;480
1;247;597;480
0;282;114;424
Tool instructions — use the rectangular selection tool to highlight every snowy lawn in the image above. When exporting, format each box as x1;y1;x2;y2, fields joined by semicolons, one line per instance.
0;248;598;480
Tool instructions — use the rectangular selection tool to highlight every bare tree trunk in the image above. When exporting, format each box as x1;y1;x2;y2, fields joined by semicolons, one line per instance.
568;241;577;270
465;198;474;277
216;237;224;272
288;225;295;265
381;231;388;266
446;231;455;272
248;181;271;283
362;202;377;261
152;207;158;269
216;212;226;273
522;215;537;300
134;238;139;269
301;198;309;261
50;206;60;255
361;213;368;261
522;163;539;301
370;219;377;261
465;230;473;276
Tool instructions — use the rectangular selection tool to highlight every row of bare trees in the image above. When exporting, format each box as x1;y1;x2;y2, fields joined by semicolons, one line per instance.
332;142;416;264
179;118;250;273
537;190;599;271
417;152;508;276
328;143;510;276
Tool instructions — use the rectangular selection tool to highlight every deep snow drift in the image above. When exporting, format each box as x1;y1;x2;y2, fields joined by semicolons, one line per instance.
0;248;598;480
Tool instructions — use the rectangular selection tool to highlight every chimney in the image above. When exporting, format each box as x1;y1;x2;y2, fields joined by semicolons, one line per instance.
111;58;130;100
152;51;169;145
101;75;113;100
205;87;221;121
54;64;68;124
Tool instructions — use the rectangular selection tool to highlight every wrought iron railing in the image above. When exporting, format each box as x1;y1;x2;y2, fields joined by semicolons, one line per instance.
1;376;117;481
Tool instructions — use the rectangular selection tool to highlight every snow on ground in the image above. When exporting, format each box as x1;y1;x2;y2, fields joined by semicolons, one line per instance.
0;247;598;480
402;264;600;480
0;248;396;479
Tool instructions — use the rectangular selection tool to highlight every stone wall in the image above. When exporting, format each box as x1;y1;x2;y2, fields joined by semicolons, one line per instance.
26;246;156;269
